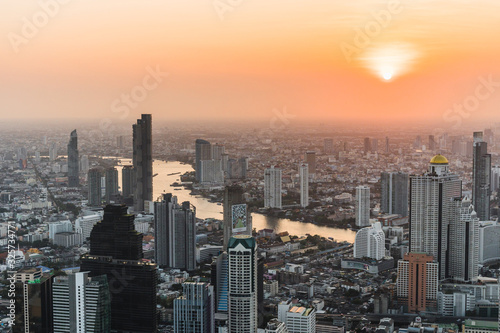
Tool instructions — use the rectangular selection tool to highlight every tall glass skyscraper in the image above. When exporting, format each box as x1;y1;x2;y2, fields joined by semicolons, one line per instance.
105;167;119;204
381;172;409;217
174;282;214;332
473;131;491;221
355;185;370;227
154;193;196;271
80;204;158;332
299;163;309;208
195;139;212;182
87;168;103;207
133;114;152;211
67;129;79;187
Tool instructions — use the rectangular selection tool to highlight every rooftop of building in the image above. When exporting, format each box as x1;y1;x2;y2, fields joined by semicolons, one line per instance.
228;235;256;249
463;319;498;330
430;154;449;164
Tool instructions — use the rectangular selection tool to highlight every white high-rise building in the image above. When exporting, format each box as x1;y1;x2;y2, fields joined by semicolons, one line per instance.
75;214;101;241
492;166;500;194
228;235;258;332
264;166;282;209
354;222;386;260
48;220;73;240
355;186;370;227
49;143;58;161
299;163;309;208
52;272;110;333
277;300;316;333
448;197;479;282
80;155;90;174
200;159;224;184
410;154;462;280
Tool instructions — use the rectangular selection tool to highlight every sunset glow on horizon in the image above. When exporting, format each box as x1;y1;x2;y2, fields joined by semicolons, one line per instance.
2;0;500;127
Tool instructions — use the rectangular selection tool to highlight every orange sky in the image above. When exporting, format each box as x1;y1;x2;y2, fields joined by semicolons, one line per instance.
2;0;500;128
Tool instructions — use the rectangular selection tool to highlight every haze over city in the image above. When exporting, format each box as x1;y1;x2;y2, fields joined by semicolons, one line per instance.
2;1;500;333
2;0;500;126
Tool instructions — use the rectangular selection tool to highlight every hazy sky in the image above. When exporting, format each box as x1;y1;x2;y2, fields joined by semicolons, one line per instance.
2;0;500;128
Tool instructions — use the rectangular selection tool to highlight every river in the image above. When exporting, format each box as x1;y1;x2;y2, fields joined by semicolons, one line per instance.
113;158;355;242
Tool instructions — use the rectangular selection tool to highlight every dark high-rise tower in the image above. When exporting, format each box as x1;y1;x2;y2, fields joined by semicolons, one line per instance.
67;129;79;187
154;194;196;271
122;165;135;199
472;131;491;221
304;151;316;177
88;168;103;207
195;139;212;182
80;204;158;333
13;267;53;333
381;172;409;217
133;114;153;211
223;185;252;248
105;167;119;204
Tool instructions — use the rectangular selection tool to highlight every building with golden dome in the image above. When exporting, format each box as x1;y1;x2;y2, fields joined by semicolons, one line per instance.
409;154;462;280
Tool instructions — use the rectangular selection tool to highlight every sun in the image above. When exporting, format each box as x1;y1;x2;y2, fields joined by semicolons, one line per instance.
358;43;420;82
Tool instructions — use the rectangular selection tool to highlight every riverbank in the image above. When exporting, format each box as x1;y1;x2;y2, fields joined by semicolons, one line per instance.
109;158;356;241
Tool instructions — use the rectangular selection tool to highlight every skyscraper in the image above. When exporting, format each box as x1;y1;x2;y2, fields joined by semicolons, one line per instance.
80;154;89;173
174;282;215;333
133;114;153;212
264;166;282;209
371;138;378;152
80;204;158;333
448;197;479;282
49;142;58;161
154;194;197;271
473;131;491;221
397;252;438;313
414;135;422;149
355;185;370;227
354;222;385;260
88;168;103;207
299;163;309;208
223;185;252;249
304;151;316;177
227;235;258;333
429;135;436;151
105;167;119;204
385;137;390;153
409;154;462;280
324;138;334;154
13;267;53;333
211;252;229;315
492;165;500;194
363;137;371;153
122;165;135;199
381;172;409;217
52;272;111;332
196;139;212;182
67;129;79;187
